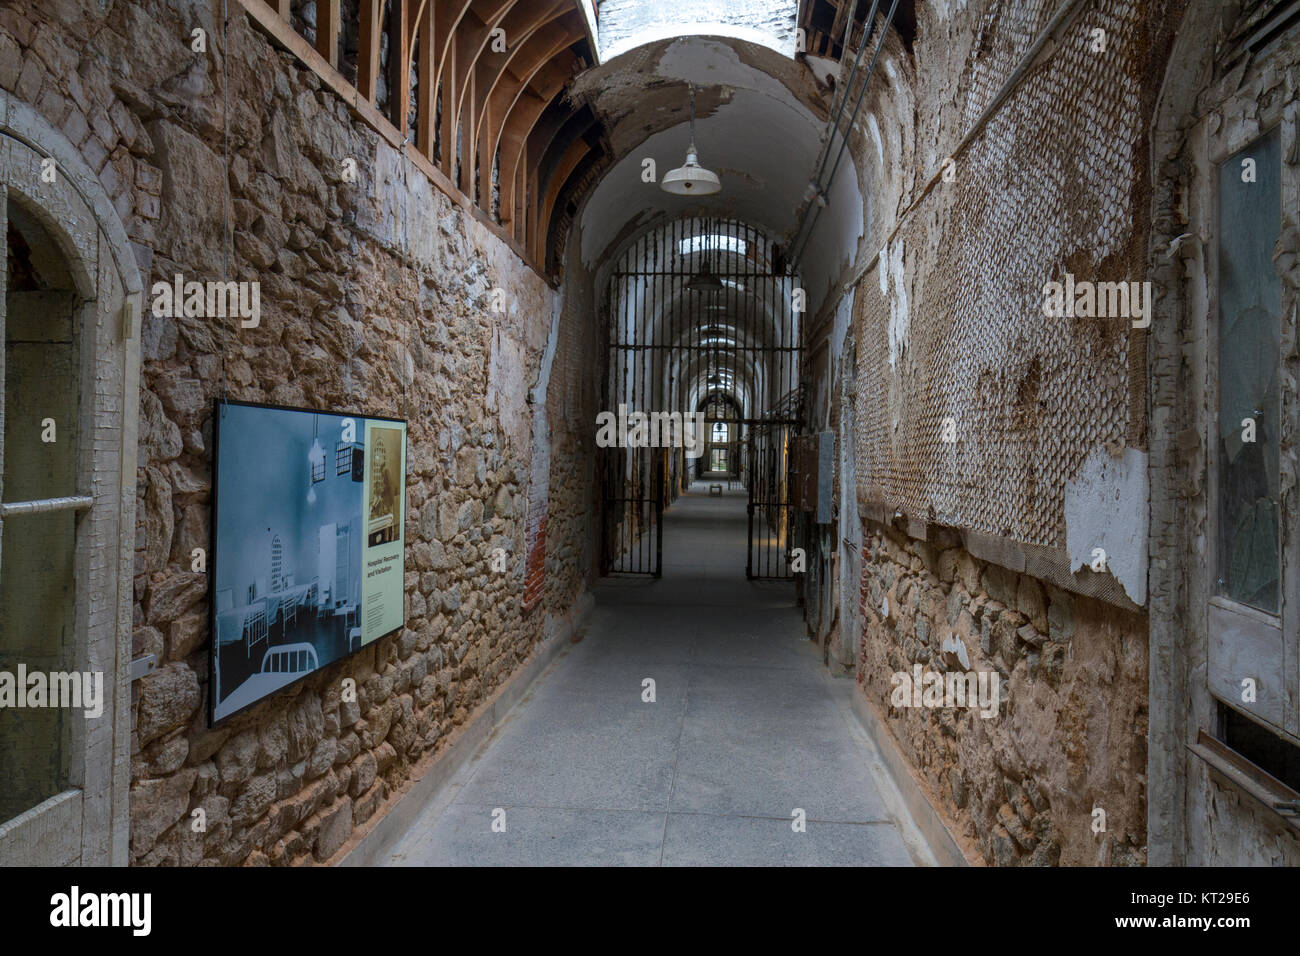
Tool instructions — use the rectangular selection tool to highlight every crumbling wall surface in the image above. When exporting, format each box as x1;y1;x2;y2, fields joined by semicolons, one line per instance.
1190;769;1300;866
545;240;600;618
0;0;593;864
858;525;1148;865
842;0;1181;864
854;0;1180;556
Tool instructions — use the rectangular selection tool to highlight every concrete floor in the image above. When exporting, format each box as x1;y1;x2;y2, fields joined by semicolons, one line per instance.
385;483;934;866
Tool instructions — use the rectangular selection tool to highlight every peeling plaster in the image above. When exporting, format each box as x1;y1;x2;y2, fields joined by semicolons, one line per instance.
867;112;884;165
804;54;841;89
488;327;531;450
830;286;856;390
931;0;971;21
657;37;795;98
1065;445;1149;606
884;238;908;370
941;632;971;670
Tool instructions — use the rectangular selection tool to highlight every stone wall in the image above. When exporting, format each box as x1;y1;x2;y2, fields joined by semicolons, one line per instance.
0;0;594;865
545;243;600;614
822;0;1174;864
856;523;1148;865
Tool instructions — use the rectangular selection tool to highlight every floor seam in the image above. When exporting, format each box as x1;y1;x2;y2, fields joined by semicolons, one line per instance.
658;654;693;866
448;801;898;825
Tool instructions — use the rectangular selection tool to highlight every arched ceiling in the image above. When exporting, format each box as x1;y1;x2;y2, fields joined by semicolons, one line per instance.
261;0;897;299
565;33;864;310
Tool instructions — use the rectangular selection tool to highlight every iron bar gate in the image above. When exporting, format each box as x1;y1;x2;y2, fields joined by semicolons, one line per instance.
600;217;803;577
747;385;805;580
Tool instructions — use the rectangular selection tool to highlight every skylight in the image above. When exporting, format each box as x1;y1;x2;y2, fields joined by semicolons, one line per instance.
680;234;747;256
595;0;798;61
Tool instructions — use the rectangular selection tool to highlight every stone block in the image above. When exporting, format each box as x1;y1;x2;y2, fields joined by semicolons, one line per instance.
312;796;353;861
137;662;200;747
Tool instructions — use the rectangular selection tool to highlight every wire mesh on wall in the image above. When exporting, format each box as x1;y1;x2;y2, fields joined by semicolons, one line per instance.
855;0;1157;550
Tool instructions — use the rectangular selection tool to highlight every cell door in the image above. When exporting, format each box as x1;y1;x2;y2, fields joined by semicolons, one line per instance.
747;393;803;581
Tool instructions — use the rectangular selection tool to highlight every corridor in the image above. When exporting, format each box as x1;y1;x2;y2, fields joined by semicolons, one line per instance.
385;485;930;865
5;0;1300;876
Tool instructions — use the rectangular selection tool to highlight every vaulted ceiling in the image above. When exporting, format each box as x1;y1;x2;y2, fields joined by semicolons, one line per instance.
258;0;909;296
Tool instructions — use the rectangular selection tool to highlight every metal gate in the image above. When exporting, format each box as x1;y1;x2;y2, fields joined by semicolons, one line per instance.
600;217;802;576
747;387;804;580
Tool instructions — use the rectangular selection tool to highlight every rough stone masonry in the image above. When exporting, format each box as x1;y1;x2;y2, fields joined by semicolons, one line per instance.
0;0;596;865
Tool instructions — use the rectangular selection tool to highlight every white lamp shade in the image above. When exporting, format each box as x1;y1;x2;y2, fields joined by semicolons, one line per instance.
661;150;721;195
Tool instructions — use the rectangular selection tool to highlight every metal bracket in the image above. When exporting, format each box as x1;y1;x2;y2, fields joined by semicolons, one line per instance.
120;296;139;342
129;654;157;682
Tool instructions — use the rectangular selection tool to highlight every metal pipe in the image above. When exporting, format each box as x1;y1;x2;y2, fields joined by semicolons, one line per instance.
806;0;1089;332
791;0;900;268
1;495;94;517
806;0;877;195
823;0;900;201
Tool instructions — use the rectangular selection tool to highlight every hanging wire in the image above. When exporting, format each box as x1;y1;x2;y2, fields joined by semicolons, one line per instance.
688;82;697;153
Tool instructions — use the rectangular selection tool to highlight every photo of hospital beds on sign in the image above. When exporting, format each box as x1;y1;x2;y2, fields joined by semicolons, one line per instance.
216;642;320;716
213;579;325;711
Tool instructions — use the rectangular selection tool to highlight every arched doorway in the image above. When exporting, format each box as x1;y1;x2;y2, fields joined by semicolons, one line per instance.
0;94;142;865
697;391;742;485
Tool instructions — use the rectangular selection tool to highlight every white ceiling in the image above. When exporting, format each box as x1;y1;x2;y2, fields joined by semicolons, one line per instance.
572;34;864;310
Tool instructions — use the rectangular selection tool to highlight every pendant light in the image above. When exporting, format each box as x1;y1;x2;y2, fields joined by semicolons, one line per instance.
687;216;724;294
307;415;324;505
662;84;721;196
686;258;724;293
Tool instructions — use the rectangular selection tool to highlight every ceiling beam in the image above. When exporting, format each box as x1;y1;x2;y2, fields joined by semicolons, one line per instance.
315;0;339;68
497;45;582;237
443;0;515;189
481;16;583;205
357;0;382;102
470;0;571;207
532;134;590;263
